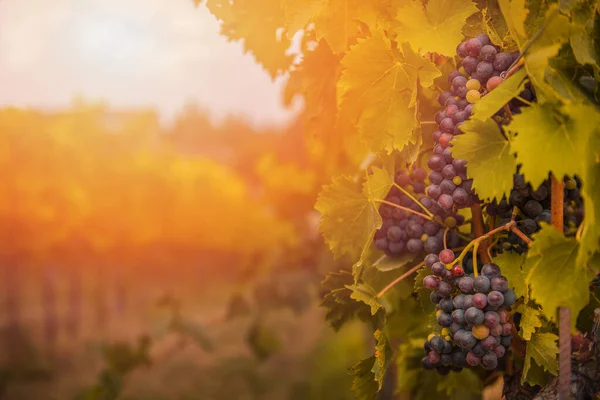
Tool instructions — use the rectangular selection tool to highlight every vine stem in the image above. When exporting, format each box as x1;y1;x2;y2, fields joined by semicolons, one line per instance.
377;262;425;299
551;176;571;400
420;121;437;125
452;220;516;270
471;204;492;264
510;226;533;244
393;183;434;218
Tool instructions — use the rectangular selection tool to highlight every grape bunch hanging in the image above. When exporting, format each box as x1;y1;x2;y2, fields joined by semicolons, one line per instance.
421;249;515;374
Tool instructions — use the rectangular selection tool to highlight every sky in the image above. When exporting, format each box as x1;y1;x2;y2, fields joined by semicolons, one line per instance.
0;0;299;127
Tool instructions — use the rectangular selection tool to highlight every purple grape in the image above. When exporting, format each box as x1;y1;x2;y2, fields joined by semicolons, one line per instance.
422;357;435;369
472;293;488;309
472;343;486;357
438;91;452;106
412;167;427;181
437;312;453;327
475;33;491;46
452;188;469;205
453;294;466;309
484;311;500;328
465;38;483;56
424;237;443;254
429;171;443;184
487;291;505;307
476;61;494;81
466;351;481;366
428;350;441;364
427;185;442;200
440;179;456;194
412;181;426;193
473;276;491;293
492;52;512;72
491;276;509;292
465;307;484;325
452;110;467;124
407;238;424;253
452;158;467;172
375;237;388;251
460;331;477;350
424;275;439;289
388;241;405;254
430;336;445;352
481;263;501;278
500;335;512;347
462;56;479;74
448;70;462;83
452;309;466;324
439;298;454;313
481;352;498;370
453;85;469;99
458;276;474;293
493;345;506;358
428;155;446;171
431;262;445;276
440;118;455;133
406;222;424;238
437;281;453;297
463;294;473;309
430;291;442;303
386;226;403;241
480;45;497;62
438;194;454;209
441;164;457;180
456;42;468;57
503;289;517;306
450;322;462;335
442;148;453;163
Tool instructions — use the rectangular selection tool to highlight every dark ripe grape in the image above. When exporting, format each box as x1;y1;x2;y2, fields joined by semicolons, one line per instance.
445;97;458;107
451;110;467;124
457;98;469;109
444;269;454;281
464;103;473;116
424;236;443;254
424;222;440;236
519;88;533;101
452;76;468;89
375;237;388;251
490;324;503;337
407;238;424;253
448;70;462;83
434;144;445;155
439;249;455;264
480;45;497;62
453;85;469;99
407;221;424;238
465;38;483;56
481;352;498;370
492;52;513;72
437;281;453;297
429;171;443;185
440;166;456;181
486;76;503;91
457;41;468;57
523;200;543;218
428;350;441;364
500;335;512;347
437;365;451;375
442;340;453;354
388;241;405;254
432;262;445;276
466;351;481;366
412;167;427;181
487;291;504;307
473;276;491;293
440;298;454;313
462;332;477;350
458;276;474;293
471;343;486;357
438;312;453;327
461;179;473;192
412;181;426;193
472;293;488;309
481;336;498;351
475;33;491;46
510;189;528;207
452;350;466;367
428;155;446;171
462;56;479;74
452;265;465;277
386;225;402;241
439;133;454;148
430;336;445;352
514;174;526;189
432;130;443;142
422;357;436;370
452;188;470;205
452;158;467;172
476;61;494;81
465;307;485;325
494;345;506;358
502;323;513;336
453;294;466;309
440;179;456;194
536;210;551;224
450;322;462;336
520;219;538;235
443;148;453;163
481;263;501;278
438;194;454;209
438;91;452;106
503;289;517;306
491;276;509;292
424;275;439;289
430;291;442;303
452;309;466;324
484;311;500;328
440;118;455;133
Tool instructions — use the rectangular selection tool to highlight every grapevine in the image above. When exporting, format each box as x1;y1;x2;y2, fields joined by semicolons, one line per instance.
200;0;600;399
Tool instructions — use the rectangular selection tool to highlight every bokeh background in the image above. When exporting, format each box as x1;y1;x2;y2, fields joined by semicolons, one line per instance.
0;1;371;399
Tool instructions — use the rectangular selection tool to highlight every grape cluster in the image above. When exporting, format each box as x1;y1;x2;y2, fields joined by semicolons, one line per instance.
427;34;522;211
421;249;515;373
488;175;584;253
375;166;464;257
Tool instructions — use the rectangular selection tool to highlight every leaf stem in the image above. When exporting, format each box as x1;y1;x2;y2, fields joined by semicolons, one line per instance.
452;221;516;270
443;228;449;250
510;226;532;245
393;183;434;218
377;261;425;299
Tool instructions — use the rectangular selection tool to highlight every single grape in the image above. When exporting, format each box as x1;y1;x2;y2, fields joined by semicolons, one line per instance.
412;167;427;181
386;226;403;242
487;291;505;307
475;33;491;46
466;89;481;103
375;237;388;251
428;155;446;172
491;276;509;292
442;147;453;163
429;170;443;185
430;291;442;304
503;289;517;306
461;332;477;350
406;221;424;238
490;324;503;337
463;294;473;309
462;56;479;74
472;324;490;340
442;340;453;354
481;336;498;351
422;357;436;370
480;45;498;62
473;276;491;293
466;351;481;366
493;345;506;358
438;91;452;106
481;263;501;278
407;238;424;253
452;188;470;205
428;350;441;364
481;352;498;370
510;189;528;207
502;323;513;336
437;312;453;327
437;281;453;297
439;249;455;264
500;335;512;347
465;78;481;91
439;298;454;313
486;76;503;91
523;200;543;218
452;265;465;277
454;85;469;99
440;118;455;133
465;38;483;56
476;61;494;81
424;275;440;289
465;307;485;325
484;311;500;328
439;133;454;148
438;194;454;209
388;241;405;254
456;42;468;57
492;52;513;71
452;309;466;325
425;253;440;268
458;276;474;293
440;179;456;194
451;110;467;124
430;336;445;352
431;262;446;277
452;76;468;88
472;293;488;309
453;294;466;309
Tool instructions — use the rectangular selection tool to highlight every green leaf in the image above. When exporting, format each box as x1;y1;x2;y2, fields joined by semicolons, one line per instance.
498;0;528;48
470;68;527;122
515;303;543;340
320;271;372;331
493;251;528;301
394;0;479;55
349;356;378;400
578;130;600;267
569;0;600;70
525;224;591;327
452;118;516;201
372;330;392;391
522;332;559;385
508;102;600;190
348;283;382;315
373;253;417;272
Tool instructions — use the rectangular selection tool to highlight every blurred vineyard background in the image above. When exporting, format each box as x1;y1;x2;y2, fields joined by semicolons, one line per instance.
0;97;371;399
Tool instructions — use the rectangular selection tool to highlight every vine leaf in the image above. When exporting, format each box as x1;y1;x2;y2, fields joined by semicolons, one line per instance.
350;330;391;400
348;283;382;315
470;67;527;123
394;0;479;55
522;332;559;385
569;0;600;73
338;30;441;152
515;303;542;341
373;253;417;272
372;330;392;391
578;130;600;267
497;0;528;48
493;252;528;302
525;224;590;327
452;118;516;201
320;271;372;331
508;102;600;191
